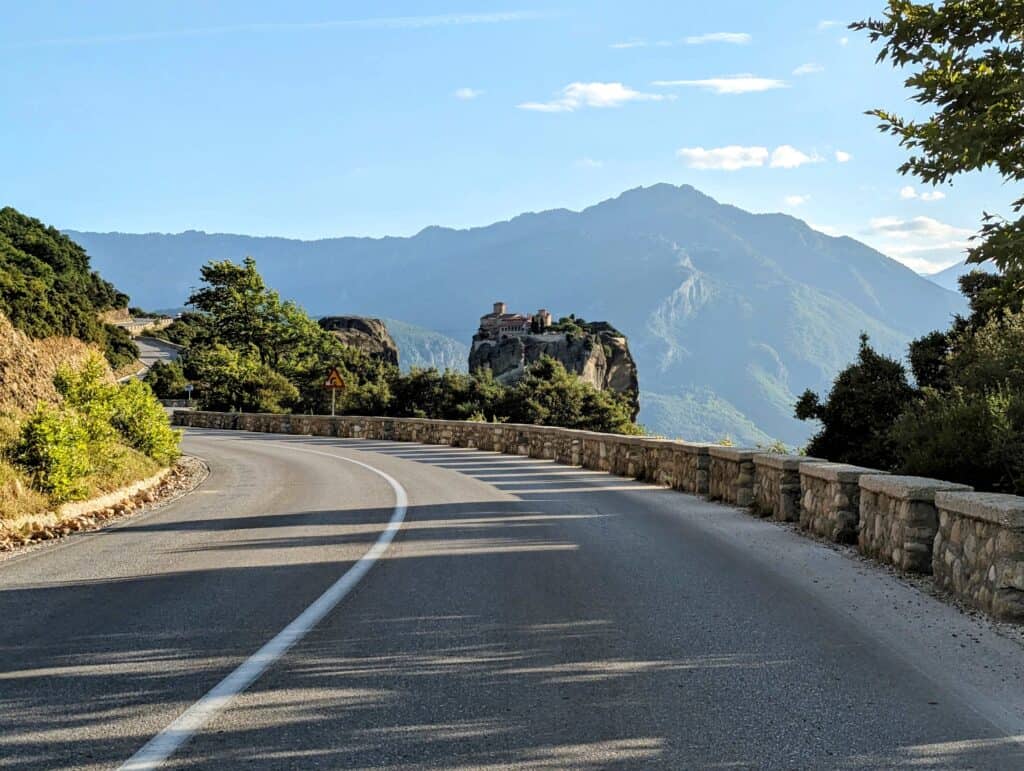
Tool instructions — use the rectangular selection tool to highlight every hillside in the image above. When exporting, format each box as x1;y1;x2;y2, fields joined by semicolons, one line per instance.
1;207;137;369
67;184;967;445
0;312;108;414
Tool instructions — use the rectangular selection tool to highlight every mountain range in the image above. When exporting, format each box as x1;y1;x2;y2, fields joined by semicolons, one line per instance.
66;183;966;445
922;258;996;292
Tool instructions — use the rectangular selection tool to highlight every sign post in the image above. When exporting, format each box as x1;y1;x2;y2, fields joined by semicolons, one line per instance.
184;383;194;406
323;367;346;416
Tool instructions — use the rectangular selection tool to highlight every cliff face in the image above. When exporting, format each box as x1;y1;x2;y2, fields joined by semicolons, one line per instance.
469;321;639;418
318;317;399;366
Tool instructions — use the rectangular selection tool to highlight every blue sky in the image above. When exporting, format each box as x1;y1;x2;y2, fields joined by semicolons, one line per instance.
1;1;1013;272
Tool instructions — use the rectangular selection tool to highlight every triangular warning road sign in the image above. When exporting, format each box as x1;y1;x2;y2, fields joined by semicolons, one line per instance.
324;367;346;389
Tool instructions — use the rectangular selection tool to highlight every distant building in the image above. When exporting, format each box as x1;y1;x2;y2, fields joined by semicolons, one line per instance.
477;302;553;340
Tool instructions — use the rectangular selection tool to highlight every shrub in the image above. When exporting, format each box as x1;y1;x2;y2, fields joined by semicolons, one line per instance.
795;333;915;469
13;405;93;501
110;380;181;465
144;360;188;399
892;386;1024;495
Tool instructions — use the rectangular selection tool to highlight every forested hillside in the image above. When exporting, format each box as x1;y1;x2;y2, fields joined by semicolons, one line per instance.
1;207;136;368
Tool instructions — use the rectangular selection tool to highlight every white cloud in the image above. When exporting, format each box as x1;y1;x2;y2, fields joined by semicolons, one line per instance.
835;150;852;163
576;157;604;168
839;36;849;46
454;87;483;100
676;144;821;171
518;82;668;112
770;145;820;168
610;38;672;49
785;194;810;207
900;186;947;201
676;145;769;170
862;215;975;271
817;20;839;31
652;74;786;95
793;62;824;76
684;32;751;45
869;216;971;241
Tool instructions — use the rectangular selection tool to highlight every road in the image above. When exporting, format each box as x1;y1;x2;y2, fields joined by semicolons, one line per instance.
134;337;182;372
1;429;1023;770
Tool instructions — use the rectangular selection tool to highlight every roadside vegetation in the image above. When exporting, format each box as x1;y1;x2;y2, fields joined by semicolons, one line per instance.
797;2;1024;494
157;257;641;434
1;354;181;537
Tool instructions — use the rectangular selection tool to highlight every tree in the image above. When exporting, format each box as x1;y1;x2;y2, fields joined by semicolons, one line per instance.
144;361;188;399
795;334;916;469
853;2;1024;275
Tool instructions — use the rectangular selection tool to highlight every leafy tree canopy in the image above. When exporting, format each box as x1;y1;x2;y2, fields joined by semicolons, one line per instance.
853;1;1024;274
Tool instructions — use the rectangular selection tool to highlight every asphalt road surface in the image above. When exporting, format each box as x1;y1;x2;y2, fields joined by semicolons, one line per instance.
2;429;1024;770
134;337;181;372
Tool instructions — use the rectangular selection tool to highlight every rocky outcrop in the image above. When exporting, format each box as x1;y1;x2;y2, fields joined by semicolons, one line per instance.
468;320;639;419
319;316;399;366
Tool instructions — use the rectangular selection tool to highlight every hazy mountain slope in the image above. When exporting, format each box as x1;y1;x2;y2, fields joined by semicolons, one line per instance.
67;183;966;444
385;318;469;373
923;259;996;292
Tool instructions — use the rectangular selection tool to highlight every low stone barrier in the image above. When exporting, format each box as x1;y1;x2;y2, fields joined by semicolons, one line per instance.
933;492;1024;620
174;410;1024;624
752;454;826;521
800;462;887;544
708;447;756;506
173;411;713;495
858;475;972;573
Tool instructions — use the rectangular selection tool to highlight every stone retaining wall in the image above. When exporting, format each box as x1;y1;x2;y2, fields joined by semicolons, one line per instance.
933;492;1024;620
858;476;972;573
800;462;887;544
752;454;826;521
173;411;713;494
175;410;1024;624
708;447;756;506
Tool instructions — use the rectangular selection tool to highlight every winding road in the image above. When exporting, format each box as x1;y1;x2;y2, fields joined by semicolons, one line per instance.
2;429;1024;769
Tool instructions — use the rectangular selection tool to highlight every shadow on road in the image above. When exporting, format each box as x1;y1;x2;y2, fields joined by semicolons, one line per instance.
0;433;1020;769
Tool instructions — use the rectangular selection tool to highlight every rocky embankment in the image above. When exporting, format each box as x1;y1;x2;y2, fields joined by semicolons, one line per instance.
318;316;399;366
469;320;639;419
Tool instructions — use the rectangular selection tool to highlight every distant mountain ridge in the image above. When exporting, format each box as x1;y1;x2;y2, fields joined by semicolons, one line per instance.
923;258;997;292
65;183;966;444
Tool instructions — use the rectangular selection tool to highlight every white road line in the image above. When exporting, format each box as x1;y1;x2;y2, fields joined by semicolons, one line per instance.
118;444;408;770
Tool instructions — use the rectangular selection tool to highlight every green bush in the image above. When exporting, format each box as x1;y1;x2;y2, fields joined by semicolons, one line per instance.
144;360;188;399
11;356;182;500
795;334;916;469
13;406;93;501
892;385;1024;494
110;380;181;465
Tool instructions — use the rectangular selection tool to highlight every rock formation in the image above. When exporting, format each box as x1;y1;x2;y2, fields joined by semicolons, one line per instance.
318;316;399;366
468;305;639;419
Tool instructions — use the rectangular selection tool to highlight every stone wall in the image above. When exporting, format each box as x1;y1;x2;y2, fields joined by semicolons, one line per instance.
800;462;887;544
933;492;1024;620
753;454;826;522
174;410;1024;623
708;447;756;506
173;411;712;494
858;476;972;573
